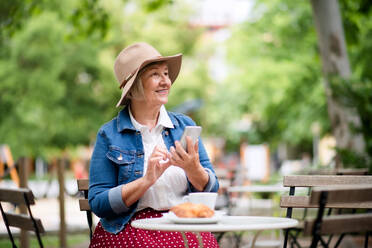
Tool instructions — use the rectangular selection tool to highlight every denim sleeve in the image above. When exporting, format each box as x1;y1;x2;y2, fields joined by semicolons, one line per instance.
187;137;219;193
88;129;130;218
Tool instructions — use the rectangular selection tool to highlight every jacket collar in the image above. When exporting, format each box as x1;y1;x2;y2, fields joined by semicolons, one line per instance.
117;105;179;133
116;107;136;132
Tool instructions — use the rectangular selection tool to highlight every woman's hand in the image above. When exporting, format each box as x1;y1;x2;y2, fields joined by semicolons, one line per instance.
170;136;209;191
121;145;171;207
144;145;172;185
170;136;200;173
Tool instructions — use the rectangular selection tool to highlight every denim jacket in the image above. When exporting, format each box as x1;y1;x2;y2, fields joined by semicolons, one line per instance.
88;106;219;234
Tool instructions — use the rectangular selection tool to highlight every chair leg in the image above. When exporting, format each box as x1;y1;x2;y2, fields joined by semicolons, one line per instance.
310;235;320;248
319;236;328;248
289;230;302;248
365;232;370;248
283;229;289;248
326;234;333;247
24;193;44;248
334;233;345;248
310;191;327;248
87;211;93;240
284;189;295;248
83;190;94;240
0;203;17;248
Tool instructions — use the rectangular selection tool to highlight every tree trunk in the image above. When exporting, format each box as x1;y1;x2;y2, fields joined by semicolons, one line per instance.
310;0;365;168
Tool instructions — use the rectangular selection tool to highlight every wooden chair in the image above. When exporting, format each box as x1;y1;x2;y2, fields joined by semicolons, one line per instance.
306;168;369;176
77;178;94;240
304;185;372;248
0;187;45;248
280;175;372;248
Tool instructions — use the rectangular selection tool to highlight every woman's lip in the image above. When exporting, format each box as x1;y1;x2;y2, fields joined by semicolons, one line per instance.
156;89;169;93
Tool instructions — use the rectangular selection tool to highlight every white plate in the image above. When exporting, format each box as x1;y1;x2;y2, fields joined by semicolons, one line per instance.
164;211;223;224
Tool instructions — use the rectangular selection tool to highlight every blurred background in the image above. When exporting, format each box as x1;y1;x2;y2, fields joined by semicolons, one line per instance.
1;0;372;247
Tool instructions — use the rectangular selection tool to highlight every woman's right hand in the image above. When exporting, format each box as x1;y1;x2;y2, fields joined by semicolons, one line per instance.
121;145;171;207
144;145;171;185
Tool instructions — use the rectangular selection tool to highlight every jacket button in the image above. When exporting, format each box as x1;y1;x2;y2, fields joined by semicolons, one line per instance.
164;131;169;136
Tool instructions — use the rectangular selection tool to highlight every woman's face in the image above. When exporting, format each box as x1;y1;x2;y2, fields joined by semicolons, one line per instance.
139;62;171;106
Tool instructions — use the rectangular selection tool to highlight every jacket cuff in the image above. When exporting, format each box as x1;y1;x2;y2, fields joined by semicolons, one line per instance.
202;168;217;192
108;185;129;214
189;168;217;192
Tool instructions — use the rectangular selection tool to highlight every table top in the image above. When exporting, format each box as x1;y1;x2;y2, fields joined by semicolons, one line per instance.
131;215;298;233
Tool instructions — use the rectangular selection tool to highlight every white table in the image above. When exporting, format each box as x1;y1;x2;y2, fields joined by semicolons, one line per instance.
131;215;298;248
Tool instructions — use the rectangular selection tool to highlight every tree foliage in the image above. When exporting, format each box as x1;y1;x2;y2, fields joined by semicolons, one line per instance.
331;0;372;170
0;0;206;159
209;0;328;153
0;11;107;158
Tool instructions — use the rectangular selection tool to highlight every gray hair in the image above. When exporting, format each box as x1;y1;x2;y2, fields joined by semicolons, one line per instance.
125;75;145;101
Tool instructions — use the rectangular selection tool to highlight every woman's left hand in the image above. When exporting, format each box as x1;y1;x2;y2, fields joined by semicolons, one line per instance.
170;136;200;173
170;136;209;191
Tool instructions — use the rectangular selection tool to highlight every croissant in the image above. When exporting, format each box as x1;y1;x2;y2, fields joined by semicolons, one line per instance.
170;202;214;218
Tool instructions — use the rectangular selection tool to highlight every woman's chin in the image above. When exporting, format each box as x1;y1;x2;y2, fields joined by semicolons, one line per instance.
157;97;168;105
148;99;168;106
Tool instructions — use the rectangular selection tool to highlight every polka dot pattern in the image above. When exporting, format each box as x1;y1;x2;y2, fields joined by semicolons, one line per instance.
89;208;219;248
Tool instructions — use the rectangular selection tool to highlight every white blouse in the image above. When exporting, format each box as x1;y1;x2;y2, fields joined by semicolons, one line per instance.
129;105;188;211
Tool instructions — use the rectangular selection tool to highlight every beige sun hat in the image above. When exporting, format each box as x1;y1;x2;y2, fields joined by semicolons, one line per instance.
114;42;182;107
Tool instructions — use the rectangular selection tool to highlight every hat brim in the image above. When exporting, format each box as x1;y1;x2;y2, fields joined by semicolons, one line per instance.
116;54;182;107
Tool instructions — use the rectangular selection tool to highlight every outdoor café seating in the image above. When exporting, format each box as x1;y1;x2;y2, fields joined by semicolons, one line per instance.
304;184;372;248
280;175;372;248
0;187;45;248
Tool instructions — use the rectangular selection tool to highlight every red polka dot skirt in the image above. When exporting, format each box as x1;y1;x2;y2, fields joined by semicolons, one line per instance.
89;208;219;248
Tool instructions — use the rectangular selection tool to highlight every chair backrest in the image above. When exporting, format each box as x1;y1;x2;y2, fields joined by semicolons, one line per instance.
0;187;44;248
304;185;372;248
77;179;90;211
280;175;372;248
306;168;369;175
77;178;93;240
280;175;372;209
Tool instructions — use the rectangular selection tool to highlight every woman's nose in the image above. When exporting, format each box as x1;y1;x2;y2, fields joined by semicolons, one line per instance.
160;75;171;85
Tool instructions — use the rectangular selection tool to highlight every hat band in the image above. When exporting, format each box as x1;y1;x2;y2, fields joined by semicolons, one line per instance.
119;70;137;89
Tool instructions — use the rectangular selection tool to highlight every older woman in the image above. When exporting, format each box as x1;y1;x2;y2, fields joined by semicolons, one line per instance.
88;42;219;247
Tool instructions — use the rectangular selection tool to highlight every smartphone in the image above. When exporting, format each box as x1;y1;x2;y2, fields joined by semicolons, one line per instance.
180;126;202;151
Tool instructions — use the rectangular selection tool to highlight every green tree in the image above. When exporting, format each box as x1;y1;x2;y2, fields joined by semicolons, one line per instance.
210;0;328;153
0;12;108;158
331;0;372;170
0;0;208;159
